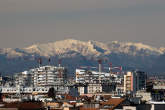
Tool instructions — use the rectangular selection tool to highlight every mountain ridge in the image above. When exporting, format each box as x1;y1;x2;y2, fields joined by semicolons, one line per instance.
0;39;165;74
1;39;164;58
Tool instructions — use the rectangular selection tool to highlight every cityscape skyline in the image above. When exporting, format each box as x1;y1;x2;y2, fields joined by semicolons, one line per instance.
1;1;165;110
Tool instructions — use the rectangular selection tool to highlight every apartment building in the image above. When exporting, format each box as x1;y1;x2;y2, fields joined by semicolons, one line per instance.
124;71;147;94
3;65;68;94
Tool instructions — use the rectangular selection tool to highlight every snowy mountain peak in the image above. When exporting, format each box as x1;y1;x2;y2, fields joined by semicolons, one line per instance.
159;47;165;53
1;39;165;74
106;41;163;55
1;39;165;58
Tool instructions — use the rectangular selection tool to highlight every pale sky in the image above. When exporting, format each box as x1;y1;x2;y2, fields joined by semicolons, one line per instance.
0;0;165;48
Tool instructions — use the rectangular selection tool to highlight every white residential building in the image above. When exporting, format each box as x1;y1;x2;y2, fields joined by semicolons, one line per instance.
75;68;123;95
3;65;68;94
15;65;67;87
75;69;122;84
87;84;102;94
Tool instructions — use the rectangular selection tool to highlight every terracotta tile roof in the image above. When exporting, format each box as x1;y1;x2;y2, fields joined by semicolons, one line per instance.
2;102;44;110
80;108;98;110
100;98;125;110
64;94;76;100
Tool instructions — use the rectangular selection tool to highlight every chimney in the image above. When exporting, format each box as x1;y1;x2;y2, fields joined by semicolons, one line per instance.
98;59;102;72
58;59;61;67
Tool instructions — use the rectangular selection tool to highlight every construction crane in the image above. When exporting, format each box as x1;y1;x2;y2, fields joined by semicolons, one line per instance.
103;62;122;74
79;61;123;74
58;59;62;78
37;57;42;67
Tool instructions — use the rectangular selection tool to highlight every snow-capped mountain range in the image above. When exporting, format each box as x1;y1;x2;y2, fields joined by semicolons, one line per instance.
0;39;165;74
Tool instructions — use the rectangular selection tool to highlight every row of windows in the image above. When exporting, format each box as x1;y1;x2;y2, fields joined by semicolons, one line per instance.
3;88;49;92
88;90;100;93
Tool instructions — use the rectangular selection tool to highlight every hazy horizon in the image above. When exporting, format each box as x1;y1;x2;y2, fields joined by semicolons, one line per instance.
0;0;165;48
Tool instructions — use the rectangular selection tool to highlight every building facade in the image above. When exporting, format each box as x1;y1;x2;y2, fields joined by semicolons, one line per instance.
4;65;68;94
76;68;123;95
124;71;147;94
